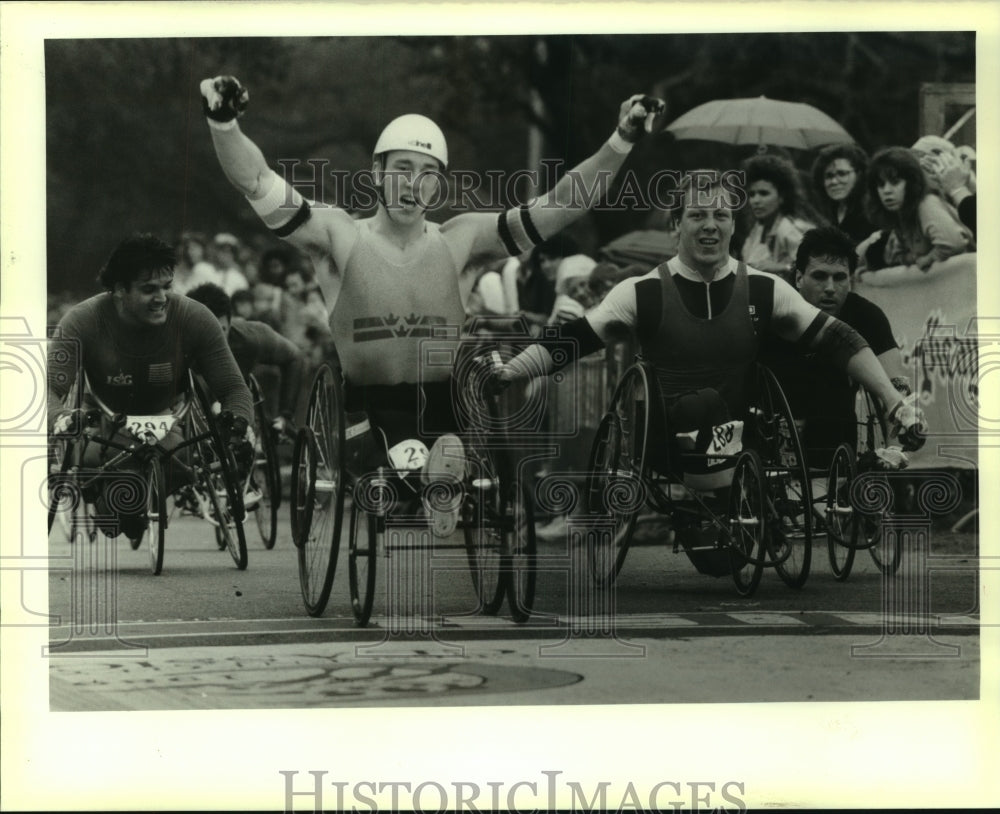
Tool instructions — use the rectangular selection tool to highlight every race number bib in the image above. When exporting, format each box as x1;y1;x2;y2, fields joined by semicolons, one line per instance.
706;420;743;467
387;439;429;473
126;414;177;442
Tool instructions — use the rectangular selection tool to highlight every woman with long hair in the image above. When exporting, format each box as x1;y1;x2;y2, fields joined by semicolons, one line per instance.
810;143;876;245
740;154;819;283
860;146;974;274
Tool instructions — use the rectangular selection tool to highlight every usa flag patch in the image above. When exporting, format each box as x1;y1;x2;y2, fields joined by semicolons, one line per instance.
148;362;173;384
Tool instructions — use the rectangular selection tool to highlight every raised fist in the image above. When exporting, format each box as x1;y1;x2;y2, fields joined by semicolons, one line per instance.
617;94;666;143
200;75;249;123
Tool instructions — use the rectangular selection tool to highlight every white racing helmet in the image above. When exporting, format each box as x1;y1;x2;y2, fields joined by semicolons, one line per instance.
373;114;448;169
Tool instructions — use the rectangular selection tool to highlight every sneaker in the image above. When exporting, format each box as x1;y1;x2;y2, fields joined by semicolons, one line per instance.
536;514;569;541
243;485;262;511
421;434;466;537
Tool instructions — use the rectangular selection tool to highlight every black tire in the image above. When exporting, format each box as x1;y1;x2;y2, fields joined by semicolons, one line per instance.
585;364;651;587
203;453;248;570
750;365;812;589
249;376;279;550
294;364;346;617
462;444;506;615
144;457;167;576
348;500;378;627
855;391;901;575
826;443;857;581
504;483;537;623
728;449;767;597
48;440;75;536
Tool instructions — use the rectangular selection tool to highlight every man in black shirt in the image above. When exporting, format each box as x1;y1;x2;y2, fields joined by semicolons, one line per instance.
762;226;907;469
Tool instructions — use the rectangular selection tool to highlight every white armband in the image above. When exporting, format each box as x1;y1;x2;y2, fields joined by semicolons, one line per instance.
246;170;308;233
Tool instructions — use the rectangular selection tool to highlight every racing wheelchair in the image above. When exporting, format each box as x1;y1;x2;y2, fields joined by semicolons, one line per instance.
821;388;902;580
48;373;249;573
290;356;536;626
585;360;812;597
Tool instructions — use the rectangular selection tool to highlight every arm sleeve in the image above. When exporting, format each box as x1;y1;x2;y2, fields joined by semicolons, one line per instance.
859;302;898;356
581;277;639;343
186;308;254;425
918;194;973;264
765;272;825;342
239;321;306;416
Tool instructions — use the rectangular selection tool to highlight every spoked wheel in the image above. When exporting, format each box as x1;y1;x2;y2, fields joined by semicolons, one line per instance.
249;377;280;550
727;449;767;597
68;479;98;546
863;481;899;575
854;391;901;575
202;449;248;570
750;365;813;589
143;457;167;575
348;500;379;627
504;483;537;624
293;364;346;617
826;443;857;581
48;439;76;537
462;444;506;615
585;363;652;587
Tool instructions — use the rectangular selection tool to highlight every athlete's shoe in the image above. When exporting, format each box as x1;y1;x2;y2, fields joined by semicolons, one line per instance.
421;434;466;537
243;484;262;511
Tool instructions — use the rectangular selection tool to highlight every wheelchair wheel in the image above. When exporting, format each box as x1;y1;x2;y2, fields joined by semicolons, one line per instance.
504;483;537;623
750;365;812;589
68;478;98;545
143;457;167;576
293;363;346;617
826;443;857;581
201;449;248;570
348;500;378;627
48;439;75;536
190;375;247;525
727;449;766;597
585;363;651;587
855;391;901;575
249;376;279;550
462;444;505;615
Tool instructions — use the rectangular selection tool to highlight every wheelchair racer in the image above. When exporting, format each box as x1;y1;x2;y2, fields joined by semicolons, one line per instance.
484;171;926;561
201;74;664;535
47;234;255;542
761;225;912;471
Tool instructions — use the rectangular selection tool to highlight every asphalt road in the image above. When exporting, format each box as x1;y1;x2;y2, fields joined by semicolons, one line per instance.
45;500;980;710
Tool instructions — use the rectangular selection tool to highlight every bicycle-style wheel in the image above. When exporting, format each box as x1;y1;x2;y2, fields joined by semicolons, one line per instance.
826;443;857;581
347;500;379;627
249;376;279;549
749;365;812;589
293;364;346;617
504;482;537;623
855;390;901;575
585;363;651;587
143;457;167;575
728;449;767;597
462;439;506;615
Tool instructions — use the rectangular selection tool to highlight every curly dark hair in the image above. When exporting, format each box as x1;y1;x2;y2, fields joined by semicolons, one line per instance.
185;282;232;319
97;233;176;291
741;154;813;221
865;146;928;230
810;143;869;218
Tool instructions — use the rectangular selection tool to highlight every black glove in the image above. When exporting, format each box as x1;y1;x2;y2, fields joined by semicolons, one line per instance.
200;75;249;123
888;395;927;453
616;94;667;143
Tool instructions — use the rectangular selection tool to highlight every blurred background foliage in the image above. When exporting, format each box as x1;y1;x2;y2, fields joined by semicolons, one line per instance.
46;32;974;296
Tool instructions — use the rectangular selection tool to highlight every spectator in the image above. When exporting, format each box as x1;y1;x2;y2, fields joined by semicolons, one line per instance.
259;246;294;287
859;146;974;275
920;146;977;239
499;233;579;333
740;154;819;283
231;288;255;320
173;232;219;295
211;232;250;296
810;143;877;245
250;281;282;329
548;254;597;325
588;261;643;305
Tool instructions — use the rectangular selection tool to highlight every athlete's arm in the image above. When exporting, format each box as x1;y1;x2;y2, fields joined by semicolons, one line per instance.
441;95;665;263
201;76;358;281
501;277;638;382
187;306;254;425
768;275;908;428
234;320;306;418
47;313;84;429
